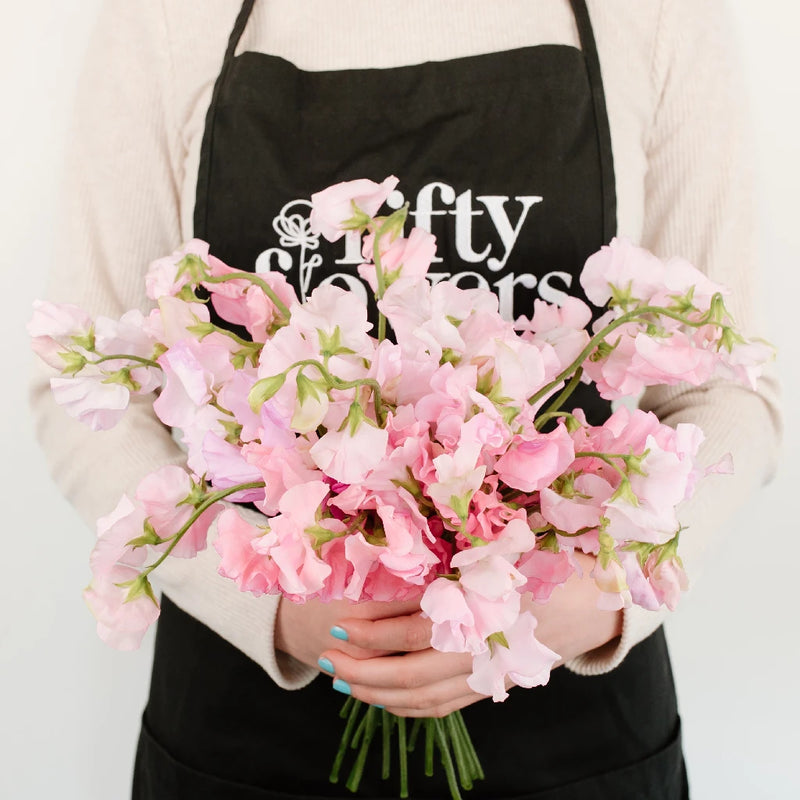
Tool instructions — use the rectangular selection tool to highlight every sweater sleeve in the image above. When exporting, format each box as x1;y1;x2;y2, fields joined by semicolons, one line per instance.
29;0;316;690
566;0;782;676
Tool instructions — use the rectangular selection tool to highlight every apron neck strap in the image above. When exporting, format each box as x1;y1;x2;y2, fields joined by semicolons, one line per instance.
224;0;257;67
570;0;617;243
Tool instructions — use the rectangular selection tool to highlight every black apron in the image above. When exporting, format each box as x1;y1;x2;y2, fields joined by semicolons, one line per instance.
134;1;688;797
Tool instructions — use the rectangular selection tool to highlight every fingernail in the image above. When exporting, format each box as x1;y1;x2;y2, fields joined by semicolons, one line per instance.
373;704;385;710
330;625;349;641
317;656;334;673
332;679;351;696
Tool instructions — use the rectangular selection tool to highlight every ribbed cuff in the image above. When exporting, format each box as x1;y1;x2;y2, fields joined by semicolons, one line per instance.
564;604;669;676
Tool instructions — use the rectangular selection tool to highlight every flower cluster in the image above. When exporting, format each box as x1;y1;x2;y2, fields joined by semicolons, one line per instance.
30;176;770;700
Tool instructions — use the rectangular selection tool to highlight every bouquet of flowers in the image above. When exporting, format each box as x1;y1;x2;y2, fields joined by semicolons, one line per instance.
30;176;771;798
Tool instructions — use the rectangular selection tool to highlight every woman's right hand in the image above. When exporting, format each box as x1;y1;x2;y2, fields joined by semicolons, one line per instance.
274;596;423;670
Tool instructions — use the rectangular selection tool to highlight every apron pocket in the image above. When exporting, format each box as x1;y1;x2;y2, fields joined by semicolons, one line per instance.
133;714;365;800
506;719;688;800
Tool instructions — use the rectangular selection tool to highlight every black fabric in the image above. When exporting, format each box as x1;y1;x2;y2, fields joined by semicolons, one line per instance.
134;0;688;797
134;597;686;800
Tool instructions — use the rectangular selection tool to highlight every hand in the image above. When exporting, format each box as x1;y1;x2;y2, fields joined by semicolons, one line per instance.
317;610;478;718
274;595;422;669
315;552;622;717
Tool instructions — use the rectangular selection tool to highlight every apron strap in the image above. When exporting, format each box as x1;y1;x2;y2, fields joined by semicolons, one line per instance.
195;0;257;238
224;0;258;67
570;0;617;243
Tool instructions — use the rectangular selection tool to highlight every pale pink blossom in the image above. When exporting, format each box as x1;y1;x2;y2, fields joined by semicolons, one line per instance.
646;552;688;611
467;612;559;702
83;564;160;651
50;371;130;431
28;300;94;370
309;415;389;484
494;425;575;493
136;465;220;558
517;548;575;602
215;508;278;596
427;442;487;525
145;239;210;300
358;227;437;291
310;176;399;242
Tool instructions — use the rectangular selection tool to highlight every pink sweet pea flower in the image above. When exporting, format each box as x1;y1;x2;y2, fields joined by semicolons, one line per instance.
244;441;322;516
467;611;559;702
203;261;297;341
201;432;265;503
215;508;279;596
358;227;437;291
89;495;149;579
310;176;399;242
427;442;487;525
539;473;614;534
646;552;689;611
145;239;210;300
50;371;130;431
83;564;160;651
309;415;389;485
494;425;575;494
517;548;575;602
135;465;220;558
253;482;336;601
580;237;667;308
28;299;94;370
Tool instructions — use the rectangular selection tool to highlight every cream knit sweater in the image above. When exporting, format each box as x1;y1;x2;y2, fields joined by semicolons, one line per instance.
31;0;781;689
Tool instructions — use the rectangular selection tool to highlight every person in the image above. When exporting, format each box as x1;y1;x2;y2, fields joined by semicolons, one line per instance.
31;1;781;798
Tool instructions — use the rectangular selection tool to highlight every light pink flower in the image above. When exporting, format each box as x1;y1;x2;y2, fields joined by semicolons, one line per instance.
83;564;160;651
203;262;296;341
494;425;575;494
145;239;210;300
427;442;486;525
310;176;399;242
28;299;94;370
135;465;219;558
309;416;389;485
50;371;130;431
467;612;559;702
244;441;322;516
646;552;688;611
215;508;279;596
517;548;575;602
358;227;436;291
89;495;149;579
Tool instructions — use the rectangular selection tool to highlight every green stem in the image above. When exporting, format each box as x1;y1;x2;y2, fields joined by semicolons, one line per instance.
381;709;392;780
91;354;161;369
445;714;472;791
537;368;584;426
330;699;363;784
533;410;581;432
454;712;484;781
204;272;291;320
434;718;463;800
574;450;630;481
346;705;379;793
372;216;397;344
142;481;265;576
286;358;387;426
527;301;722;408
398;716;409;799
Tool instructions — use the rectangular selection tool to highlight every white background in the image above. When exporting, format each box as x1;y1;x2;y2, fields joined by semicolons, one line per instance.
0;2;797;798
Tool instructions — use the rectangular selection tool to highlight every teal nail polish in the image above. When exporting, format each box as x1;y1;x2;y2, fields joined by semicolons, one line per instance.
330;625;349;641
317;657;334;673
373;704;385;710
332;679;351;696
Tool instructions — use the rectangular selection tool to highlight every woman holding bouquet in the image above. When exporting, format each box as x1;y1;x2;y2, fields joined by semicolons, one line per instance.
32;0;780;798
